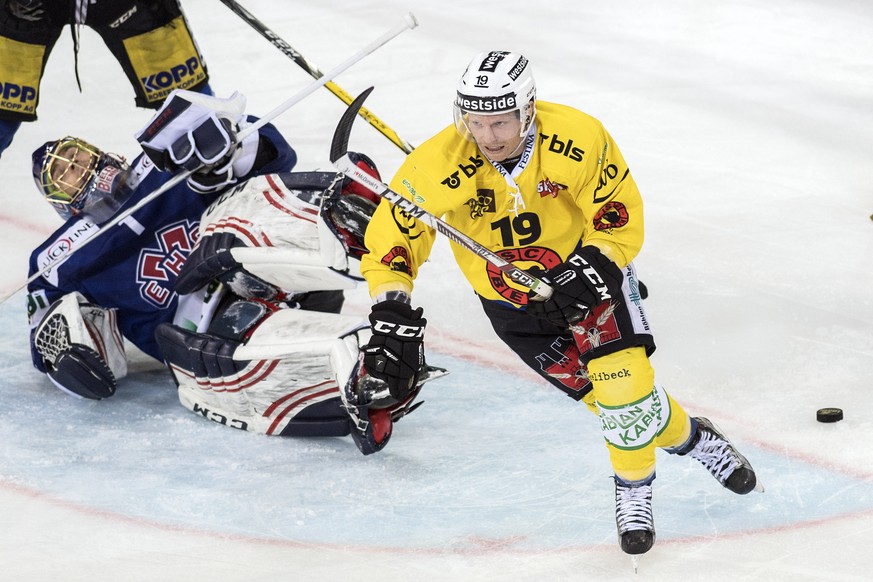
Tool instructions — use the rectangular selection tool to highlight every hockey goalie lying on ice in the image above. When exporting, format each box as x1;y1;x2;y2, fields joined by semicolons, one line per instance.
24;89;443;455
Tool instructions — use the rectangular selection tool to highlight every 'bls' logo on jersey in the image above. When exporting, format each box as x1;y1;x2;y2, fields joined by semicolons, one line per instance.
136;220;199;307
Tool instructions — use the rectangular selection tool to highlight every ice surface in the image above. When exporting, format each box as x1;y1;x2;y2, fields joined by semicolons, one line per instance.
1;1;872;580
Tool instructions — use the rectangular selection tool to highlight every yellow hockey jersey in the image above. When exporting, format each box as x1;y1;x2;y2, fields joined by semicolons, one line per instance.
360;100;645;307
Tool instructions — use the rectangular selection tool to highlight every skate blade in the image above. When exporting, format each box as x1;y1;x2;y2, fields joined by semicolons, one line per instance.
630;554;641;573
754;480;765;493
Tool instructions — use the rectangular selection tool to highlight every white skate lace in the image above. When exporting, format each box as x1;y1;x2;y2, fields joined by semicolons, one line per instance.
614;481;653;534
688;430;741;483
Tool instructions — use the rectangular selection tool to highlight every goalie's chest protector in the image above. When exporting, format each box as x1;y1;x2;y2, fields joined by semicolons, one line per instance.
29;161;217;359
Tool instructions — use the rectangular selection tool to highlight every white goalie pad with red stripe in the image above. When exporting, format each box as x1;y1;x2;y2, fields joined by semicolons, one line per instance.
171;308;367;436
199;173;361;292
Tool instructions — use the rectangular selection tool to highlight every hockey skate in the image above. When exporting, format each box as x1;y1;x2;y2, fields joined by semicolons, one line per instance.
614;475;655;556
676;417;762;494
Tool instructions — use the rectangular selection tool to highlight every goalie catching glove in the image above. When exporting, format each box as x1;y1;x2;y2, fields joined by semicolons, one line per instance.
135;89;260;194
525;245;624;327
30;292;127;400
362;298;427;403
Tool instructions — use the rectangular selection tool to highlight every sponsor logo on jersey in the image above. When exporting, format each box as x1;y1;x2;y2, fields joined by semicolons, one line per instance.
140;57;204;97
401;179;426;204
136;219;199;307
539;133;585;162
592;157;628;204
390;205;425;240
26;289;50;327
0;81;37;113
537;178;568;198
38;219;100;286
125;155;154;190
592;200;629;231
465;189;495;219
625;266;650;331
381;246;412;276
441;155;485;189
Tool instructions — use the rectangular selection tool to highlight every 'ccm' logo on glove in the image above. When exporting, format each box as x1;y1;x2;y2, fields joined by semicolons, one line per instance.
566;253;613;302
364;299;427;401
371;320;426;338
525;245;624;328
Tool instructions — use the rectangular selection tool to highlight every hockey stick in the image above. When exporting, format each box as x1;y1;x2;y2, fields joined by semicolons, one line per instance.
329;87;554;301
217;0;415;154
0;14;418;306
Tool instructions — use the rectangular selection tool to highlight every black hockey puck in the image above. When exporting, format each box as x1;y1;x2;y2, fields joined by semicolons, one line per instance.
816;408;843;423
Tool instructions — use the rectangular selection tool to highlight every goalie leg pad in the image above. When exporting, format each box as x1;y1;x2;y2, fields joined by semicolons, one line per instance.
33;292;127;400
156;315;354;437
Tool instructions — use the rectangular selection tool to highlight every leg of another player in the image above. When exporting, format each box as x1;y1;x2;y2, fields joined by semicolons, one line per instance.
0;119;21;158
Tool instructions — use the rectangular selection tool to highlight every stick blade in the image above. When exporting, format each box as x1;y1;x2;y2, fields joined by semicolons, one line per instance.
329;86;375;162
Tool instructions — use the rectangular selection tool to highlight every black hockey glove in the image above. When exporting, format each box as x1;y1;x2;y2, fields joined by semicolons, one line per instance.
363;300;427;401
175;231;279;299
525;245;624;327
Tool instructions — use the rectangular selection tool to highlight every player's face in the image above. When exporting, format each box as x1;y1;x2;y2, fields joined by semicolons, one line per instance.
466;111;524;162
49;145;95;199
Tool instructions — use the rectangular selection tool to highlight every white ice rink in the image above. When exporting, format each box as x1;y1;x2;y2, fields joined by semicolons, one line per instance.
1;1;872;580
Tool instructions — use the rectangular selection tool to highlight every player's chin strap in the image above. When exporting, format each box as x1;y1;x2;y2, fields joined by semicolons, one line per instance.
328;88;554;302
0;13;420;306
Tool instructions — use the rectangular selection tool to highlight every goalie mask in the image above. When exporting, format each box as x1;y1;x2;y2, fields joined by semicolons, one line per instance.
323;152;382;259
453;51;537;142
32;137;133;224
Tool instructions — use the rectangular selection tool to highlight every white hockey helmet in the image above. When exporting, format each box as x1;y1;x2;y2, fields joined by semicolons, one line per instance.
453;51;537;141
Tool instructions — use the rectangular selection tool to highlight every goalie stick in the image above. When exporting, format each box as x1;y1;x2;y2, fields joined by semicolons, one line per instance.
329;87;554;301
0;15;419;306
217;0;415;154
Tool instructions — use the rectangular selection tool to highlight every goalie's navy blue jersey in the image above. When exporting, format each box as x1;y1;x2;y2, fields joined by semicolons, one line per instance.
26;122;296;368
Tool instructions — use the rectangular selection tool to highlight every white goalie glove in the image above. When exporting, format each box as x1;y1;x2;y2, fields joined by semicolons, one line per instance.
135;89;260;194
30;291;127;400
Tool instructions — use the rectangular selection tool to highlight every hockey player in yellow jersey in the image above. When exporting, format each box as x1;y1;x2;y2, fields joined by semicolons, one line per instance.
358;50;761;556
